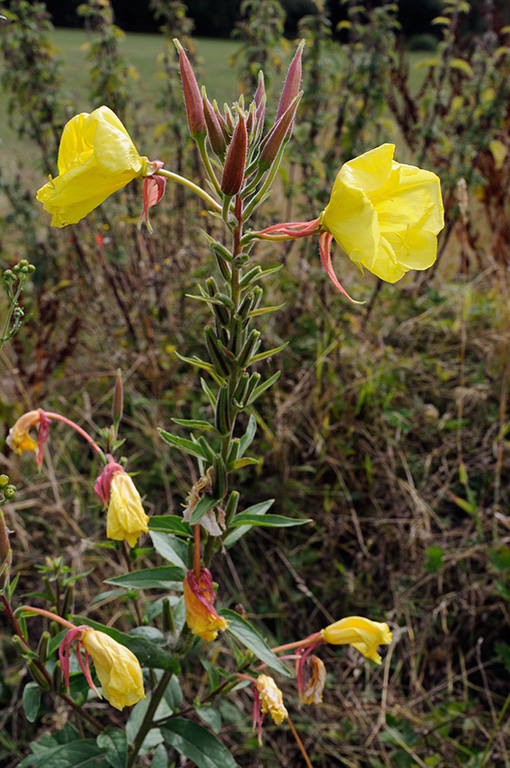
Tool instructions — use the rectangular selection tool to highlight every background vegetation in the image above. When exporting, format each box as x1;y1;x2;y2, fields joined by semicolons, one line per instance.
0;0;509;766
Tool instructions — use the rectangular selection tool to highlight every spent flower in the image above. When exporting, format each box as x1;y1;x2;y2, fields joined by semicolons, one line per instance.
183;567;228;641
94;461;149;548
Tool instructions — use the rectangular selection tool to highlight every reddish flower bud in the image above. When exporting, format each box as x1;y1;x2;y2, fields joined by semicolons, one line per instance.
223;104;234;133
259;92;302;171
174;38;206;138
202;89;227;157
213;100;229;141
253;71;266;132
275;40;305;122
221;111;247;197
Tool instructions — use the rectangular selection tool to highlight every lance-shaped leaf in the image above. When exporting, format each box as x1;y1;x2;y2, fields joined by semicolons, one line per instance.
161;720;239;768
220;609;291;677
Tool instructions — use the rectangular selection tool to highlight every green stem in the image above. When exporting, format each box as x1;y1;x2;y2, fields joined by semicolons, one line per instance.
0;281;23;350
157;169;221;212
196;136;223;195
127;669;173;768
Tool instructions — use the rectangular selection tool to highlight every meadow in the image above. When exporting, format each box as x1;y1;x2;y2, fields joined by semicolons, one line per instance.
0;2;509;768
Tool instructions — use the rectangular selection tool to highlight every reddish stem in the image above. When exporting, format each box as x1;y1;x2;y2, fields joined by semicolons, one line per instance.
21;605;75;629
44;412;104;458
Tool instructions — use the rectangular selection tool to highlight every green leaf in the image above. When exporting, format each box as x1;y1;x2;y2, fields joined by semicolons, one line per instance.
228;457;259;470
238;414;257;457
245;370;281;405
19;740;106;768
190;495;219;525
22;682;41;723
149;516;193;538
223;499;274;547
104;566;185;589
200;378;216;409
196;706;222;734
161;720;239;768
158;430;206;460
231;513;311;528
175;353;225;385
220;609;290;677
72;616;180;673
151;744;168;768
90;589;127;606
150;531;188;570
249;342;288;364
172;418;219;434
97;730;127;768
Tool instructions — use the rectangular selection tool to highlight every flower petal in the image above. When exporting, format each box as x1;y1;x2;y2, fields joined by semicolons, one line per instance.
322;182;379;263
333;143;395;195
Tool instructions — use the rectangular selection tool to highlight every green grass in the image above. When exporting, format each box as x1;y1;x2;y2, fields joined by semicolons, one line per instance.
0;30;240;170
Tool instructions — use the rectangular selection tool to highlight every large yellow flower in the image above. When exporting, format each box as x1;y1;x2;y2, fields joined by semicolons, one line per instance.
107;471;149;548
321;143;444;283
321;616;392;664
36;106;158;227
81;628;145;710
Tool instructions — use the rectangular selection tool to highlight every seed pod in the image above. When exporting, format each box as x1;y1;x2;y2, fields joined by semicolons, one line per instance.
229;315;244;356
205;326;231;377
233;373;250;405
162;597;175;634
38;631;50;664
214;385;232;435
212;454;228;499
27;660;51;690
238;330;261;367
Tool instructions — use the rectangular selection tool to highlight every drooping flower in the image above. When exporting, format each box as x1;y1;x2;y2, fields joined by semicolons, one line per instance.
183;567;228;641
94;461;149;548
321;616;392;664
320;143;444;285
59;625;145;711
36;106;162;227
255;674;288;725
6;409;51;466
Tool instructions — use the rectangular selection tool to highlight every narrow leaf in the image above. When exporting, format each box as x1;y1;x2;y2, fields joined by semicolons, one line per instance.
172;418;219;434
149;516;193;538
220;609;290;677
223;499;274;547
104;566;185;589
190;495;219;525
97;730;127;768
158;430;206;460
161;720;239;768
231;513;312;528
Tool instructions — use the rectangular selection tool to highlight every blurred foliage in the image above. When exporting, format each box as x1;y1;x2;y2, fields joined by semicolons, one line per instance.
0;0;509;766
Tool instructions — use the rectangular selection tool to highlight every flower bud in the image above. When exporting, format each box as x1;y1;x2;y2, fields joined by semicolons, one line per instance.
202;89;227;157
221;111;247;197
259;93;302;172
275;40;305;122
174;38;206;138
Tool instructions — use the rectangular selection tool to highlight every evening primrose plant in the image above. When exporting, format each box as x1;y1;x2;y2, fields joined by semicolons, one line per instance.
2;42;443;768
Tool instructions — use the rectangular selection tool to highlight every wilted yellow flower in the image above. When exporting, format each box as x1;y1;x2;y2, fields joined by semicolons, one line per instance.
256;674;288;725
301;655;327;705
107;471;149;548
321;616;392;664
321;143;444;283
6;410;41;456
183;567;228;641
36;106;159;227
81;628;145;710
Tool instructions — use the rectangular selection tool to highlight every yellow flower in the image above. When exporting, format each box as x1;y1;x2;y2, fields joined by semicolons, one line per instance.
107;471;149;548
81;628;145;710
321;143;444;283
36;106;158;227
256;675;288;725
6;410;41;455
321;616;392;664
183;567;228;641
